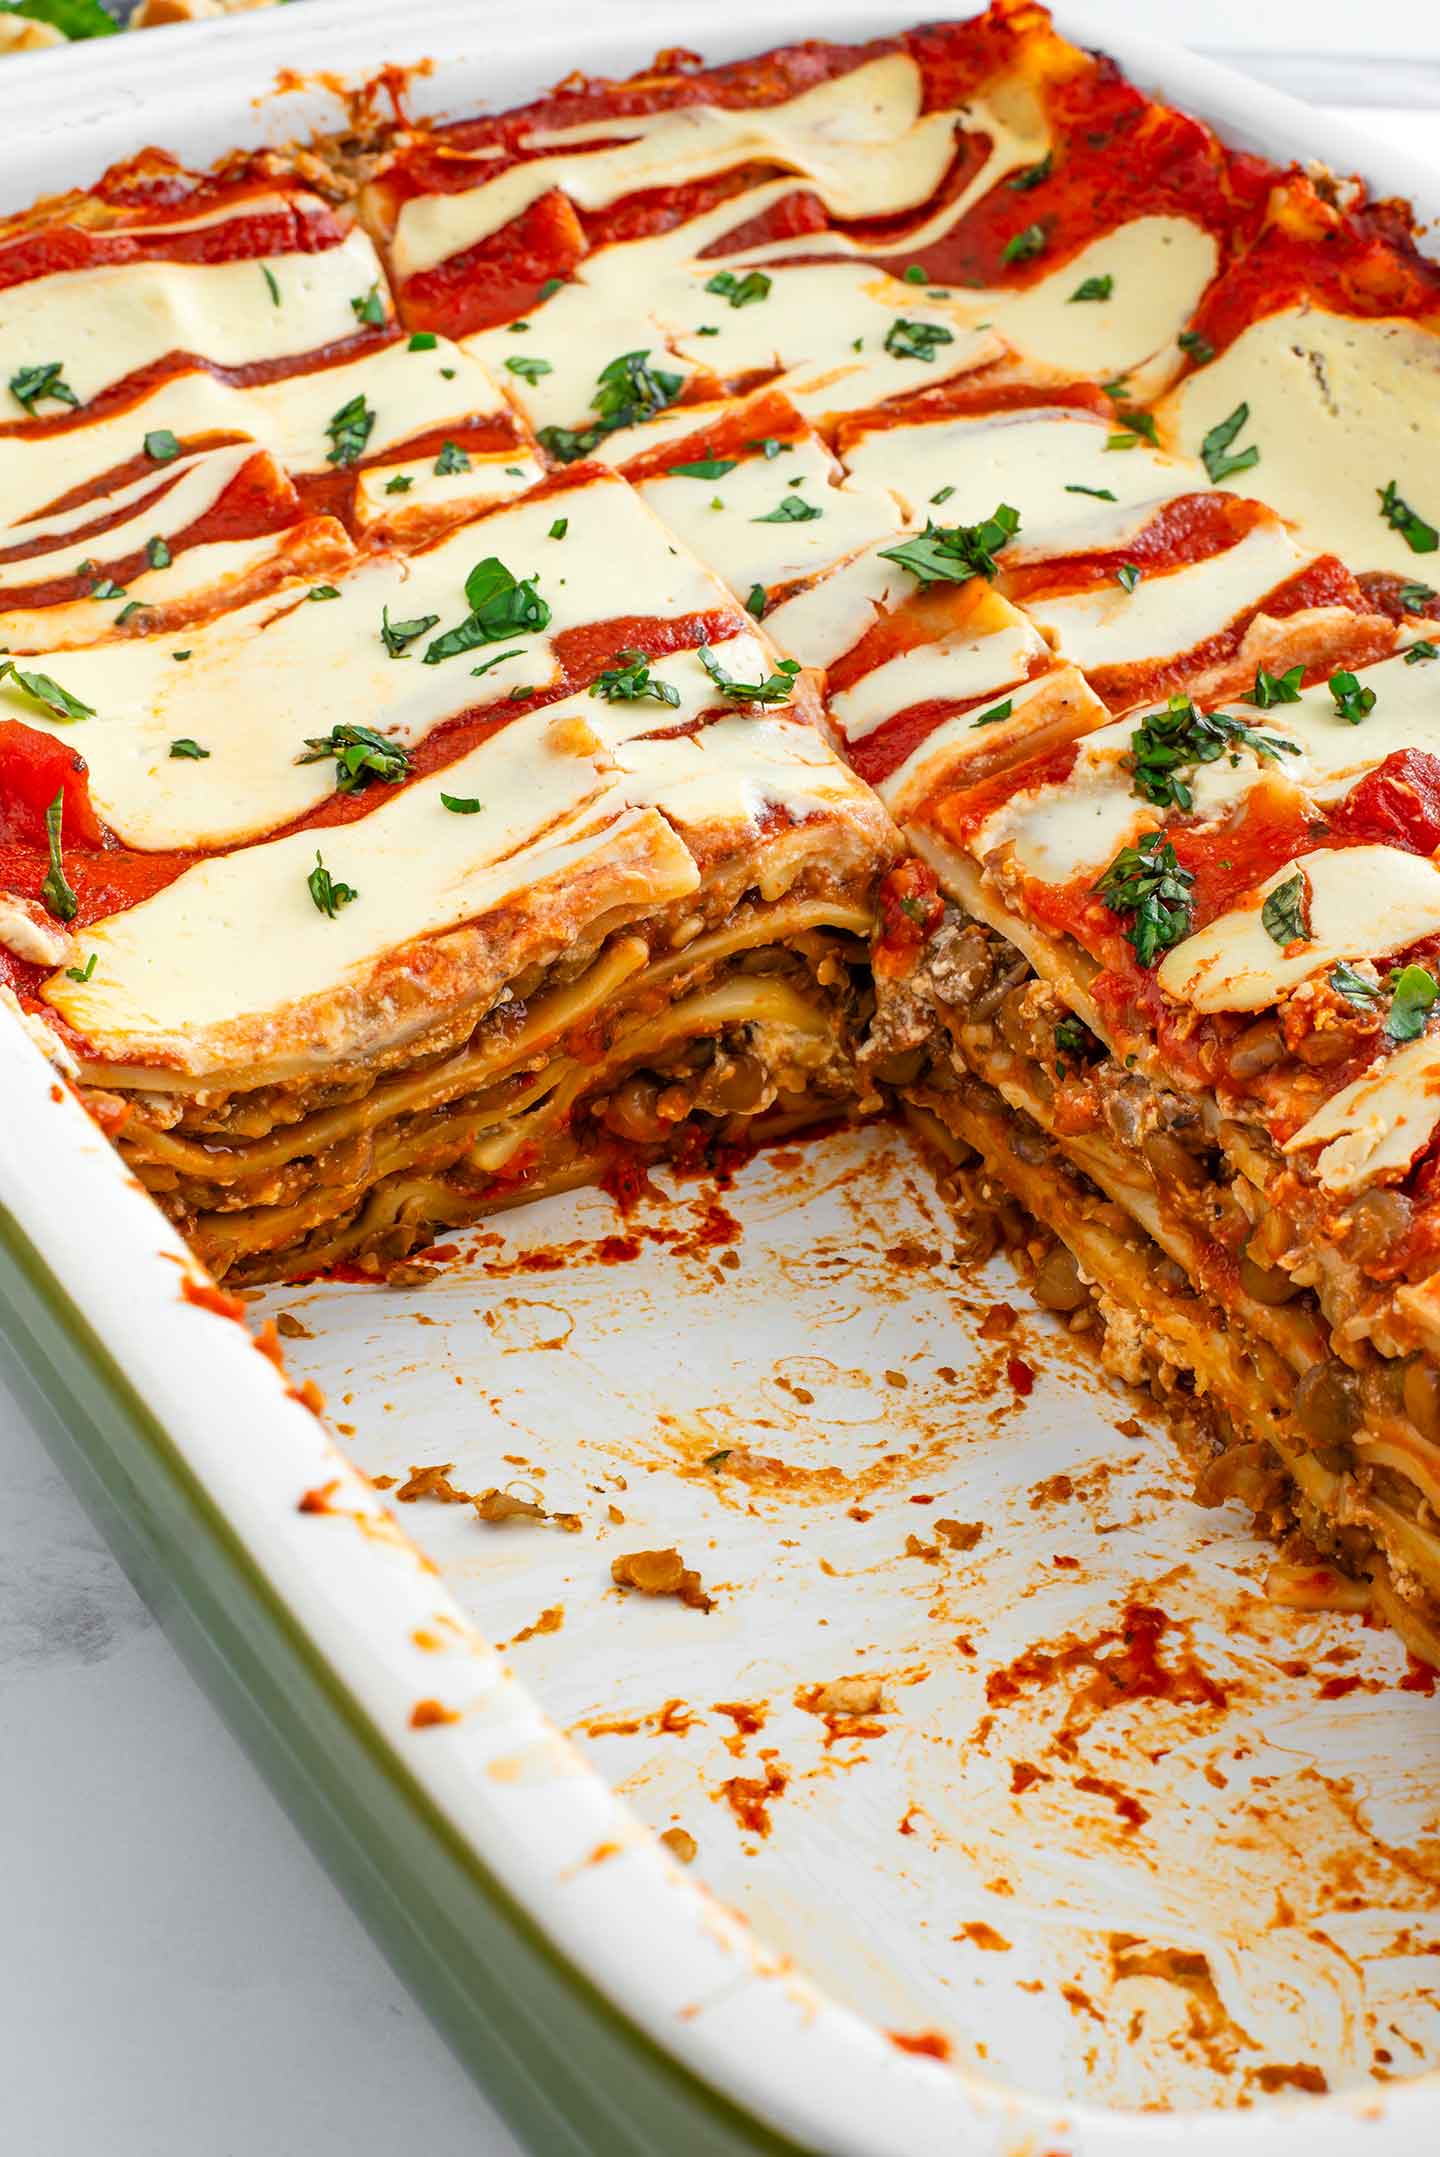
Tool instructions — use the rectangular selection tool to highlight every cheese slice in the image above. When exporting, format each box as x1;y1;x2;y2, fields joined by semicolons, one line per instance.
1159;305;1440;579
1284;1036;1440;1193
977;217;1219;380
240;334;513;472
830;614;1047;746
8;472;741;847
884;663;1108;816
0;370;252;536
0;227;386;407
0;444;255;587
1158;845;1440;1012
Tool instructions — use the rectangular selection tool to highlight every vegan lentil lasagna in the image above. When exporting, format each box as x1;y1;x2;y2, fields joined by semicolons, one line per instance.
4;0;1440;1660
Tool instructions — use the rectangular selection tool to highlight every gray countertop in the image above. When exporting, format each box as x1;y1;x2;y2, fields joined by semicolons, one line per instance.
1;37;1436;2157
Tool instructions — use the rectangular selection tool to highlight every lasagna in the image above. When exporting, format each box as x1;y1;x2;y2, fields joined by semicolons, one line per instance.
5;0;1440;1662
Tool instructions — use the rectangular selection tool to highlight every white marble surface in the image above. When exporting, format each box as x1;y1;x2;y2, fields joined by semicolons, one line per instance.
1;43;1438;2157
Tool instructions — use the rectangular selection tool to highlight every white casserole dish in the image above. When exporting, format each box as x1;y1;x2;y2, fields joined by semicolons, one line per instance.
2;6;1439;2151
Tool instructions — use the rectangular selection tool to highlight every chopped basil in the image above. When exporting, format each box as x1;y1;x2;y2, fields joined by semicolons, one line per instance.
1115;408;1159;446
1329;961;1380;1008
750;437;785;460
537;277;565;300
902;264;928;284
379;605;440;658
668;457;738;480
144;429;181;463
970;697;1013;728
308;851;357;919
0;659;93;723
590;649;682;707
1000;223;1047;266
1094;832;1195;967
298;722;411;792
1116;561;1141;593
171;650;192;662
1200;402;1260;484
324;393;374;468
1261;871;1311;948
1064;483;1116;500
10;361;79;416
704;268;771;308
308;585;341;602
1177;329;1214;366
64;952;97;984
1106;432;1141;451
1055;1016;1089;1061
1127;693;1298;813
1379;478;1439;555
1386;964;1439;1043
384;474;413;494
930;484;955;506
1008;152;1052;191
505;354;553;382
1247;662;1304;708
408;331;438;351
86;576;125;601
1329;668;1376;724
1405;640;1438;665
753;493;821;523
441;793;483;814
745;583;767;619
433;439;471;475
113;601;148;627
350;283;386;327
878;502;1020;587
539;518;564;544
1070;274;1113;302
538;347;683;462
168;738;210;759
1397;580;1438;612
262;265;281;307
468;647;524;681
424;555;550;663
146;534;171;570
697;645;801;706
40;789;76;924
883;317;955;362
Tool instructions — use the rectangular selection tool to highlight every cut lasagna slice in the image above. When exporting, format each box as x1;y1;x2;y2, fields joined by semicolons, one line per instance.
873;632;1440;1662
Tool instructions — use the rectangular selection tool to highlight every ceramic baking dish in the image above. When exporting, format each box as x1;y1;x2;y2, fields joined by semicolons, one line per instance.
3;5;1439;2151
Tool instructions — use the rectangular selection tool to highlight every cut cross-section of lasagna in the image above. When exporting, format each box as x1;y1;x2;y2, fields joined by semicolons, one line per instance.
6;1;1440;1663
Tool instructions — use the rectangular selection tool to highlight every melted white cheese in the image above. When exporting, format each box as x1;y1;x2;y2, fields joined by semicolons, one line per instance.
829;613;1047;744
1284;1035;1440;1194
881;662;1109;817
1158;845;1440;1012
0;227;385;406
977;218;1219;380
0;444;254;586
240;334;510;472
1160;306;1440;579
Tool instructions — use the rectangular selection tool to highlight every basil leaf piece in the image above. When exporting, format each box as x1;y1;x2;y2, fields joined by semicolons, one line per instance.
5;0;115;41
1093;832;1195;968
113;601;148;626
86;576;125;601
667;457;738;480
441;793;483;814
697;645;801;706
262;265;281;307
902;264;928;284
297;722;411;793
168;738;210;760
1001;223;1047;265
9;360;79;415
433;439;471;475
1127;693;1298;813
753;494;821;523
379;605;440;658
424;557;550;663
469;647;524;681
1070;274;1113;302
1177;329;1214;366
969;698;1013;728
146;534;171;570
1329;961;1380;1008
40;788;77;923
883;317;955;362
589;650;681;707
0;658;93;723
1200;402;1260;483
1261;871;1311;949
144;429;181;463
878;503;1020;587
1008;152;1052;191
1116;562;1141;593
1064;483;1116;500
408;332;438;351
1379;479;1440;555
537;347;683;463
1397;580;1438;612
324;393;374;468
930;484;955;505
1405;640;1438;665
1329;669;1376;724
308;585;340;602
65;951;97;984
548;517;568;540
1247;663;1303;708
307;851;357;919
745;583;767;620
537;277;565;300
350;283;386;327
384;474;413;494
1386;964;1440;1043
704;269;771;308
505;354;553;382
749;437;785;460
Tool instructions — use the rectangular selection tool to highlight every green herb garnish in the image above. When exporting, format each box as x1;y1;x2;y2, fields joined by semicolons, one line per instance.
1001;223;1047;265
9;361;79;416
704;268;772;308
308;851;357;919
1405;640;1438;665
324;393;374;468
379;605;440;658
1386;964;1439;1042
1070;274;1113;302
1247;663;1304;708
1379;479;1439;555
970;698;1013;728
146;535;171;570
1178;329;1214;366
697;645;801;706
878;502;1020;587
424;556;550;664
1261;871;1311;949
1200;402;1260;484
753;493;821;523
1064;483;1116;500
589;650;682;707
883;317;955;362
433;439;471;475
1127;693;1297;812
505;354;553;382
350;283;386;327
1116;561;1141;593
1329;669;1376;724
1093;832;1195;966
144;429;181;463
40;788;76;923
745;583;767;619
0;659;93;723
441;793;482;814
668;457;737;480
1008;152;1052;191
297;722;411;792
1329;961;1379;1008
168;738;209;760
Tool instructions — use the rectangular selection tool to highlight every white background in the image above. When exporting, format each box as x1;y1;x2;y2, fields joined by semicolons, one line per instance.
2;8;1438;2156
